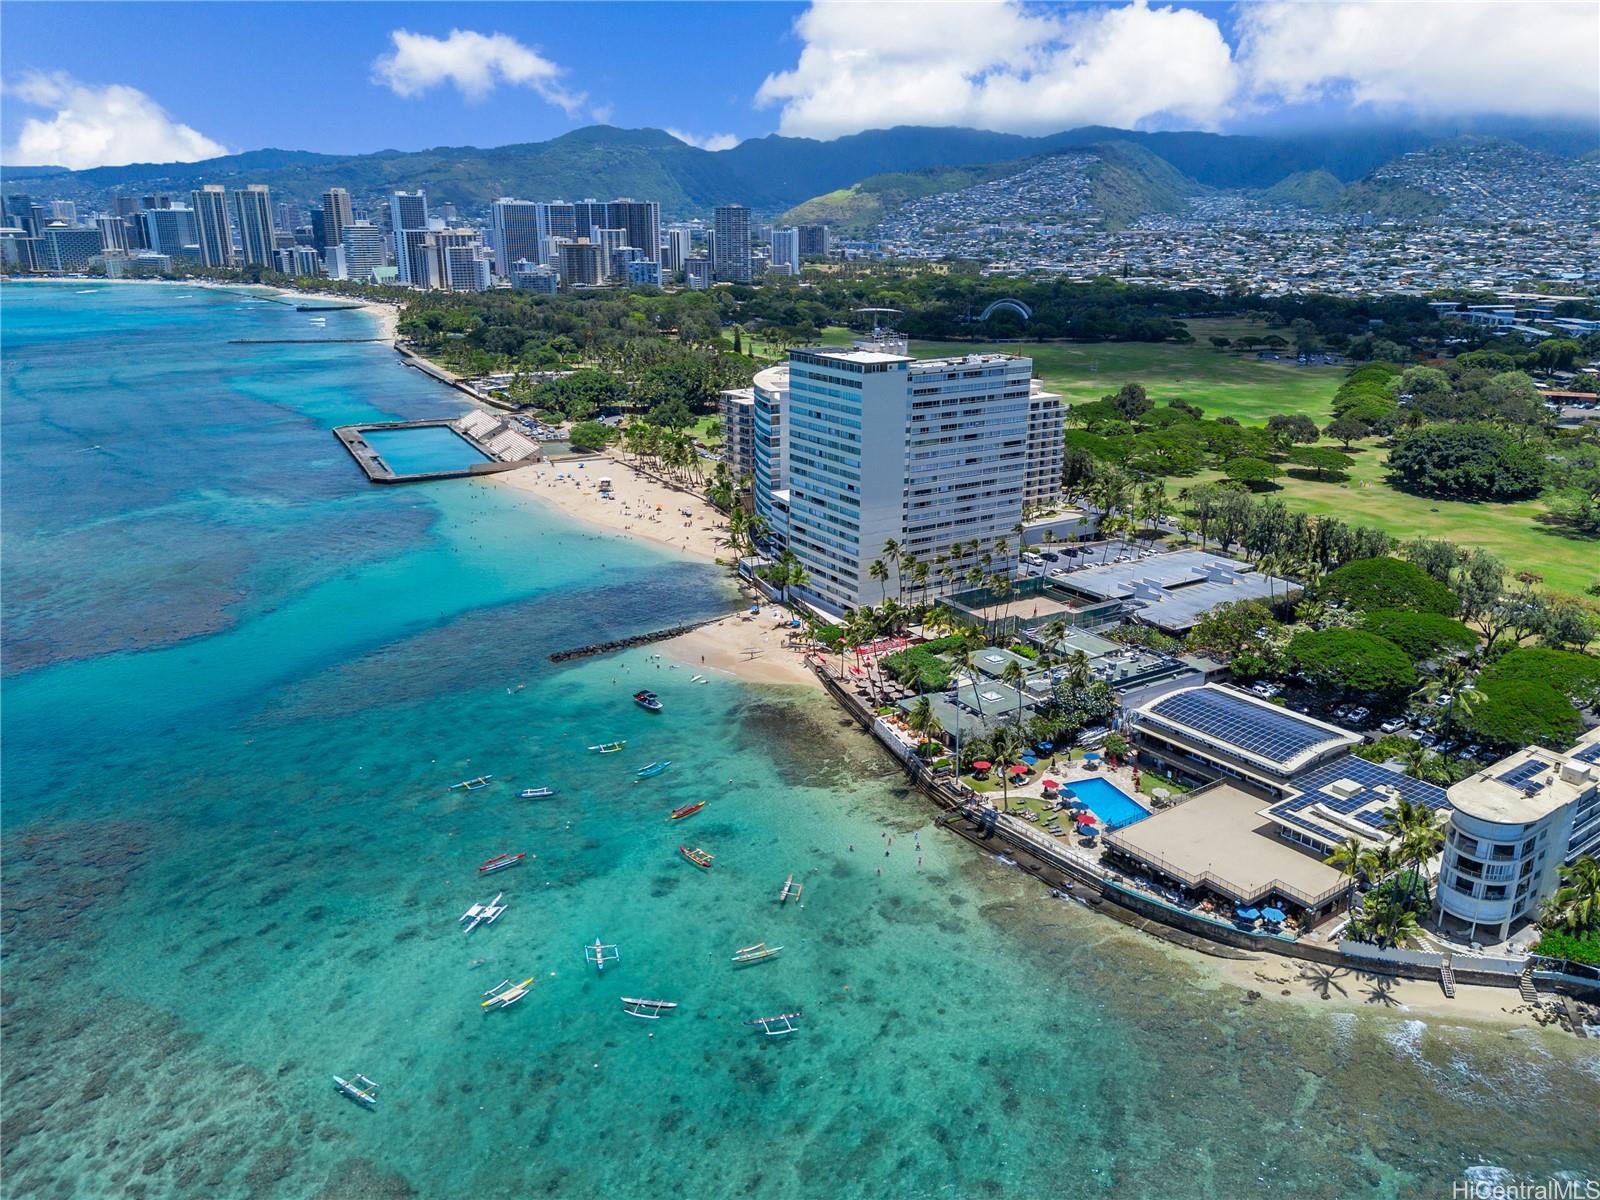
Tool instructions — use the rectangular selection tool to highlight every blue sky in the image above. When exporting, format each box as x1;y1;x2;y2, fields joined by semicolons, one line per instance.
2;1;1595;169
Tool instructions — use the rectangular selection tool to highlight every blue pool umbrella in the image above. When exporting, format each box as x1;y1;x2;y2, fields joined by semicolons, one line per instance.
1037;742;1054;751
1084;751;1101;762
1261;907;1287;923
1235;907;1261;921
1021;752;1038;764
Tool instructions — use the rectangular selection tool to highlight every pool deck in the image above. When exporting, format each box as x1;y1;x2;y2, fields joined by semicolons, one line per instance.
333;419;527;484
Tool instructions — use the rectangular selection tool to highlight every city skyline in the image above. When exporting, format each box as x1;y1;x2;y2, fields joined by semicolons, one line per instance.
3;1;1596;171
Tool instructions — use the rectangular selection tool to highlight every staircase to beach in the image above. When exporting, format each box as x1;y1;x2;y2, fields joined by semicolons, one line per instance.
1439;956;1457;999
1518;964;1538;1004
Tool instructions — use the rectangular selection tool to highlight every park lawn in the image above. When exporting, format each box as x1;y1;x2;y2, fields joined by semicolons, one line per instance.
1186;440;1597;599
691;414;723;447
905;336;1343;424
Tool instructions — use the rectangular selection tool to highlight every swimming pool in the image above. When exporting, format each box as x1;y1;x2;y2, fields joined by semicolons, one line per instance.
1060;776;1150;830
363;425;490;476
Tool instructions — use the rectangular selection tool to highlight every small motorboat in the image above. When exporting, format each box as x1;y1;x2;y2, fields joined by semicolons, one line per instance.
519;786;557;799
680;845;714;869
633;690;663;713
478;852;527;874
669;801;705;821
588;741;626;754
333;1073;379;1106
635;761;672;779
460;893;507;934
481;977;534;1011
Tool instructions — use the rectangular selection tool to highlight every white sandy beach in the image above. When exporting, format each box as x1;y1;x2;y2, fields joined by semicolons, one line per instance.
1202;944;1562;1030
489;455;728;562
488;457;821;689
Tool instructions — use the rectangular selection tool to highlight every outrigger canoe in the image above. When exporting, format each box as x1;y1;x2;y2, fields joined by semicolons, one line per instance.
679;845;714;869
669;801;705;821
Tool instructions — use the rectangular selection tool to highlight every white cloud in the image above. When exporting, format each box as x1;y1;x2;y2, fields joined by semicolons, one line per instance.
590;103;615;124
3;72;227;169
1235;1;1599;121
756;0;1238;138
665;128;740;152
373;28;583;112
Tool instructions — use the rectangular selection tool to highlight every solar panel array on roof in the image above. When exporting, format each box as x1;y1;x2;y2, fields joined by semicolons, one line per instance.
1573;741;1600;765
1264;755;1451;849
1148;689;1336;767
1496;759;1548;793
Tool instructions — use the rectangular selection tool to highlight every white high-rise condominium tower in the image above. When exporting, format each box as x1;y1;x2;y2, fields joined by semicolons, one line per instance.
490;199;541;278
338;221;387;283
389;191;431;285
231;185;276;267
712;204;751;283
754;340;1064;613
770;226;800;276
321;187;353;251
664;225;692;277
191;185;233;268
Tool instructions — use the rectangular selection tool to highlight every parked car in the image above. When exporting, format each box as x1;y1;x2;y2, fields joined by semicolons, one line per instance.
1347;706;1370;725
1021;553;1044;567
1379;718;1407;734
1419;733;1439;749
1041;551;1061;562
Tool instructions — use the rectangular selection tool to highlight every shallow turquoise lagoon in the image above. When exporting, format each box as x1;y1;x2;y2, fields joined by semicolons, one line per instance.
2;283;1597;1200
363;424;491;476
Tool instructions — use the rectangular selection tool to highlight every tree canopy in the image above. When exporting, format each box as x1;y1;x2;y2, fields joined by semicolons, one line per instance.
1321;556;1459;616
1287;628;1417;695
1386;423;1546;501
1358;609;1477;660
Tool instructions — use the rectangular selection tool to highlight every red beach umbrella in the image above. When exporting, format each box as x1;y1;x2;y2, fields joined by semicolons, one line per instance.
1009;763;1029;774
1041;779;1060;789
1075;811;1098;826
972;760;992;770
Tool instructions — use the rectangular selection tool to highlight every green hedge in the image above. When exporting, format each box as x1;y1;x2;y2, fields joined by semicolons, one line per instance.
1533;928;1600;965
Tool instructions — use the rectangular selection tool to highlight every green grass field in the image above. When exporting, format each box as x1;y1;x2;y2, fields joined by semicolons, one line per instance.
906;331;1343;424
1188;440;1597;599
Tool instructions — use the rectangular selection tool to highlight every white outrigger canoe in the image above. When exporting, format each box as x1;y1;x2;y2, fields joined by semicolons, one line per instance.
460;893;507;933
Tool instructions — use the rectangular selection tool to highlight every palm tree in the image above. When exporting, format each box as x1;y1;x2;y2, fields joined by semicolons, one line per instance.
1542;855;1600;933
987;726;1026;812
869;558;889;603
1325;836;1378;911
1413;660;1479;736
1390;798;1447;912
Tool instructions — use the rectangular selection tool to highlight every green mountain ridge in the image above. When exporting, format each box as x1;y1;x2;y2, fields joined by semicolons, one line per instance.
1263;167;1449;219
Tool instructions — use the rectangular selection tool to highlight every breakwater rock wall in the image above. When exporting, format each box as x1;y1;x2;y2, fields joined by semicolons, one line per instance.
548;615;728;663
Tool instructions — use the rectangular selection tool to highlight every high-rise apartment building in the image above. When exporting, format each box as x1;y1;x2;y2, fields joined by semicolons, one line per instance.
49;200;78;222
142;206;198;257
769;226;800;276
606;199;660;267
338;221;388;283
535;203;578;262
712;204;751;283
572;200;609;242
663;225;692;277
41;223;103;272
231;185;276;267
797;224;831;258
557;239;606;288
320;188;353;251
753;340;1064;613
275;245;324;277
389;191;431;285
96;214;129;254
490;199;541;278
434;229;491;292
191;185;233;267
593;228;627;278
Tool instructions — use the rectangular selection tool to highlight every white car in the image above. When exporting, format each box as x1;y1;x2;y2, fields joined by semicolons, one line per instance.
1379;718;1407;734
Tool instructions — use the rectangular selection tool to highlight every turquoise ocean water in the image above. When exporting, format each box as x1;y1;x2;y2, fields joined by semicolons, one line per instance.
3;283;1597;1199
